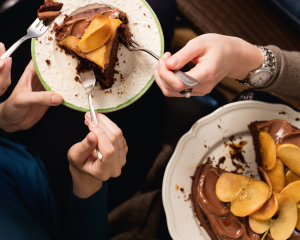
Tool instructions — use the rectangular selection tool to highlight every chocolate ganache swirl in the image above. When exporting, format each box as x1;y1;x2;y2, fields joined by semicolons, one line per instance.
55;7;121;42
193;164;259;240
256;119;300;147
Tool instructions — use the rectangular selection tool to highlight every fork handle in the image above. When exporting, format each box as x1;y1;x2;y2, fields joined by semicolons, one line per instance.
140;49;199;87
1;36;30;59
88;92;103;161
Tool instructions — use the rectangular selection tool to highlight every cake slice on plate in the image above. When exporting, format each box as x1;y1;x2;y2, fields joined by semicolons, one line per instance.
53;7;132;89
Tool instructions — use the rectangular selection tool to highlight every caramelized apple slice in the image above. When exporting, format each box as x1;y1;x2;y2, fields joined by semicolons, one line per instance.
216;173;250;202
266;158;285;193
216;173;269;217
230;178;269;217
105;19;122;65
270;194;297;240
277;144;300;177
259;132;276;171
250;193;278;220
78;15;112;53
249;216;270;234
286;170;300;186
59;36;107;69
281;180;300;230
258;167;272;199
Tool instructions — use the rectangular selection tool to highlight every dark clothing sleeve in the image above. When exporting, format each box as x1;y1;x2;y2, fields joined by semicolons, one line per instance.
257;45;300;99
62;182;108;240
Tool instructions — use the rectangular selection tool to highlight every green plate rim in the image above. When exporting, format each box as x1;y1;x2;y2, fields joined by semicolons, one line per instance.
31;0;164;113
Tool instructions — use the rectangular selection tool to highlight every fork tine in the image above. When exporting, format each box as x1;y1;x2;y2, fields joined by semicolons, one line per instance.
29;18;42;29
130;37;140;46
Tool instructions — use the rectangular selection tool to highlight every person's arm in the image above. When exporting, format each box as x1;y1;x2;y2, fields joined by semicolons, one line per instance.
256;45;300;100
154;33;300;100
154;33;264;97
63;113;127;240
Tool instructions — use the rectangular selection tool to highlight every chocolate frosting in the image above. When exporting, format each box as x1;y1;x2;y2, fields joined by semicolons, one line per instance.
55;7;120;42
256;119;300;147
197;165;259;240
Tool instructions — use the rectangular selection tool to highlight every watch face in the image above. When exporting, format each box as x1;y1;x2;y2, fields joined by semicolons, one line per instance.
250;71;273;87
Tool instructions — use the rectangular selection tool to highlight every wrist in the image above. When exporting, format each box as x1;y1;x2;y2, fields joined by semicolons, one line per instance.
69;164;103;199
228;38;265;80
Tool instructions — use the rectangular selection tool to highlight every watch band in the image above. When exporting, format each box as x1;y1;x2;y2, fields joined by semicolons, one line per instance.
236;46;275;88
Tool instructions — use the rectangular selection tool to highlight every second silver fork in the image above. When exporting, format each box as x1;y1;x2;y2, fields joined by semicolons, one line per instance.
79;70;103;161
125;38;200;87
1;18;54;59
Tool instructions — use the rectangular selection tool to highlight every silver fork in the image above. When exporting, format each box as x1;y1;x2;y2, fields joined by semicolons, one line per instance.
79;70;103;161
1;18;54;59
125;38;200;87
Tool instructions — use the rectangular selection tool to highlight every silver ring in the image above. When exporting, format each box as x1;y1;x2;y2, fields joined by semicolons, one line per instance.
180;88;193;98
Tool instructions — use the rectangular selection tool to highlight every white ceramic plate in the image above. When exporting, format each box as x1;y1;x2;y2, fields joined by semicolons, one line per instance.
32;0;163;112
162;101;300;240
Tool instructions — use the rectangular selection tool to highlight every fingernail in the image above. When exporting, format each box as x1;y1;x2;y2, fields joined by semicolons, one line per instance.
0;42;3;49
89;122;99;128
168;59;178;68
0;59;4;68
51;94;62;104
162;52;168;58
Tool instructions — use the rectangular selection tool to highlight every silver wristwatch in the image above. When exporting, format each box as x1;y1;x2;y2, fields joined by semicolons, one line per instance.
236;46;275;88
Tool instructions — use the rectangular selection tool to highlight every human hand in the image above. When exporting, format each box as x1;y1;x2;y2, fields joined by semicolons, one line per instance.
0;43;12;96
68;112;127;198
154;33;265;97
0;60;63;132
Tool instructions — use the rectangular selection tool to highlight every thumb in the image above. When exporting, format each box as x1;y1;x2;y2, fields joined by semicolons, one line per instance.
0;58;12;96
14;91;63;108
68;132;98;164
166;40;204;70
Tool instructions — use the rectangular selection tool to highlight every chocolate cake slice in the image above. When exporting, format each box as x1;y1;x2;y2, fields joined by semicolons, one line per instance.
37;0;63;23
53;7;131;89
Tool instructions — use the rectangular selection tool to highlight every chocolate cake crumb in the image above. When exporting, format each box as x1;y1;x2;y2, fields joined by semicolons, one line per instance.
218;125;221;129
74;76;80;82
133;23;138;25
139;6;142;9
39;41;42;44
180;188;184;192
143;13;146;16
204;145;207;148
216;156;226;168
279;111;286;115
296;118;300;121
229;135;236;142
75;94;79;97
48;36;53;41
148;25;150;28
45;59;51;65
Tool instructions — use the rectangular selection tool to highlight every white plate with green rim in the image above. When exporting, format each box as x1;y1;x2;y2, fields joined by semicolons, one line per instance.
32;0;164;112
162;101;300;240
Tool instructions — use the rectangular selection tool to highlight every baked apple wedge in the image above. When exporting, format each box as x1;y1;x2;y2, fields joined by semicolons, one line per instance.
270;194;297;240
281;180;300;231
250;192;278;221
216;173;269;217
286;170;300;186
249;216;270;234
277;144;300;177
259;132;276;171
266;158;285;193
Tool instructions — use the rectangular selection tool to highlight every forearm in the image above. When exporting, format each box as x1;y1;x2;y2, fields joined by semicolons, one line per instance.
62;181;108;240
256;45;300;99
